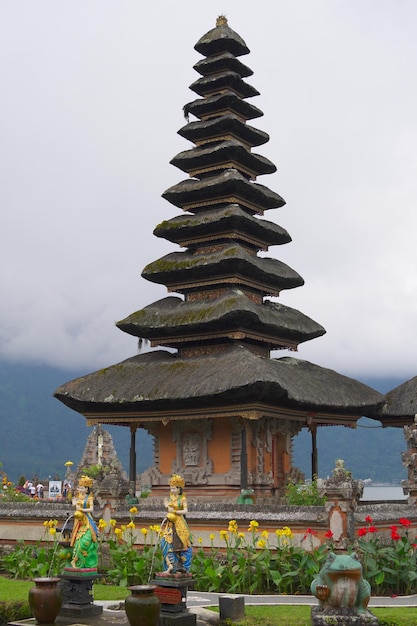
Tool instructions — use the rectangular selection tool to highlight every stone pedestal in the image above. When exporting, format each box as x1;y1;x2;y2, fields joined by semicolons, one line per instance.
151;574;196;625
219;596;245;622
317;460;363;549
311;606;379;625
58;569;103;617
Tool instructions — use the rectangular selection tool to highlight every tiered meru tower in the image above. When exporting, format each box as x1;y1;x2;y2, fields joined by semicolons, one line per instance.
55;17;382;500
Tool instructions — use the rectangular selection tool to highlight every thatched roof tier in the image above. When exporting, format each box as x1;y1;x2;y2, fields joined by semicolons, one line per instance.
54;346;383;419
153;205;291;249
162;169;284;213
116;292;325;349
170;140;276;179
183;92;263;122
194;19;250;58
193;52;253;78
189;71;259;99
141;244;304;295
178;115;269;148
368;376;417;426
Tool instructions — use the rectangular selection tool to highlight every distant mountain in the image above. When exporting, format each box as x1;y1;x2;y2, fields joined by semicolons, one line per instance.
292;376;408;482
0;361;152;483
0;361;409;485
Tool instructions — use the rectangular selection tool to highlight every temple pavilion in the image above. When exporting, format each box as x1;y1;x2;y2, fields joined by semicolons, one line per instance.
55;17;383;500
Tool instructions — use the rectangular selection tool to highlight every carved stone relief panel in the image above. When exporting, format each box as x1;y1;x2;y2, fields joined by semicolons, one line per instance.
171;420;213;484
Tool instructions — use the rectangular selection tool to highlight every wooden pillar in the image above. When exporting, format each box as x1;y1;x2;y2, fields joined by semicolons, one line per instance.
311;424;318;479
240;423;248;490
129;426;137;486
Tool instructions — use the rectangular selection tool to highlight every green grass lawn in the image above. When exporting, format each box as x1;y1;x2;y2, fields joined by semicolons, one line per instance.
229;605;417;625
1;577;417;625
0;576;129;601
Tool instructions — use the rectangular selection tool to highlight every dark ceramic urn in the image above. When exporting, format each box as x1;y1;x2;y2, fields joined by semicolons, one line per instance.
125;585;161;626
28;577;62;624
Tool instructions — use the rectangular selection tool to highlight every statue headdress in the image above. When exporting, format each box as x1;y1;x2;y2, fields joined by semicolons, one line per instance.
169;474;185;489
78;475;93;488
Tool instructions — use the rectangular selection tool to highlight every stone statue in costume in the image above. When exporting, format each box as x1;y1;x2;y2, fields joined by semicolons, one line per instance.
68;475;98;570
160;474;192;573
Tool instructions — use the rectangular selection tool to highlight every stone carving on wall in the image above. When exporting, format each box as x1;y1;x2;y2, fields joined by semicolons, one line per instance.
182;433;201;466
401;420;417;503
171;420;213;484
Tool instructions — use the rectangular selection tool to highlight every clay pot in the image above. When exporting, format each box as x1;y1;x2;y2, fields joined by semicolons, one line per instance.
125;585;161;626
28;577;62;624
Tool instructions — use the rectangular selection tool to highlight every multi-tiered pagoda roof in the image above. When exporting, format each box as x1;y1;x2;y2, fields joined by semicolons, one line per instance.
55;17;382;433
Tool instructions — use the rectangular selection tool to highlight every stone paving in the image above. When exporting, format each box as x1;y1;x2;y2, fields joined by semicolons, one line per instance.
95;592;417;626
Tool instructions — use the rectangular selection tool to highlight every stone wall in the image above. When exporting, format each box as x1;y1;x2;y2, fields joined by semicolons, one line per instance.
0;497;415;551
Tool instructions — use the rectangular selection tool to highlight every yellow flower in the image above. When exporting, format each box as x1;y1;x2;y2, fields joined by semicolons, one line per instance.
257;539;266;549
282;526;293;537
238;532;245;539
109;518;117;527
219;530;229;541
129;506;138;515
248;520;259;532
141;527;148;536
49;527;56;536
198;537;203;544
261;530;269;539
121;525;127;532
43;520;49;527
114;528;122;537
127;521;136;529
98;519;108;530
149;524;161;533
228;519;238;533
209;533;215;541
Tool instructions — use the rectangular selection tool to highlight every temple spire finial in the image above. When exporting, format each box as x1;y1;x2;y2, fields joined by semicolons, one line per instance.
216;15;228;27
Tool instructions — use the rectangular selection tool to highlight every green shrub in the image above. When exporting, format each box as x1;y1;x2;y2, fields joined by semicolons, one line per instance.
0;600;32;624
285;480;326;506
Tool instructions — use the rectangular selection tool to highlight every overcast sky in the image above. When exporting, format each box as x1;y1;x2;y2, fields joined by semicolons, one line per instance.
1;1;417;384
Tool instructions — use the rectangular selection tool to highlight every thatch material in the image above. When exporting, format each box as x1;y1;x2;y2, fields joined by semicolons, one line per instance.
162;168;285;212
54;345;383;417
142;243;304;292
190;71;259;99
153;205;291;247
193;52;253;78
369;375;417;425
170;140;276;177
116;291;325;347
194;20;250;57
184;91;263;122
178;115;269;147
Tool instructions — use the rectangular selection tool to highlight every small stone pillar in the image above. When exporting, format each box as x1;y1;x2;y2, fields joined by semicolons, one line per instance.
401;420;417;504
317;460;363;549
219;596;245;623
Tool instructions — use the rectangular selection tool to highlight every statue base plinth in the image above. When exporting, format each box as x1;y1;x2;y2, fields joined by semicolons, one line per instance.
151;575;195;617
158;612;196;625
311;606;379;626
59;570;103;618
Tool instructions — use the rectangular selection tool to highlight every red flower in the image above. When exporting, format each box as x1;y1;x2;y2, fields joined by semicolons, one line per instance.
358;528;368;537
365;515;373;524
306;528;317;535
399;517;411;527
391;529;401;541
389;525;398;532
324;530;334;539
368;526;377;533
412;543;417;549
